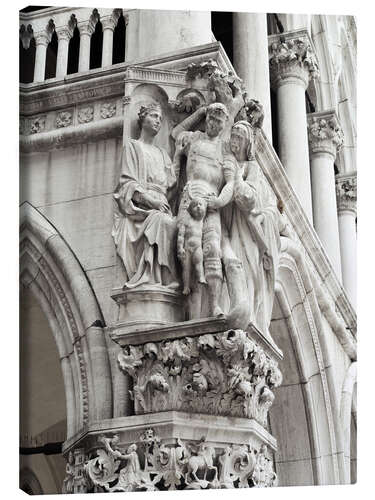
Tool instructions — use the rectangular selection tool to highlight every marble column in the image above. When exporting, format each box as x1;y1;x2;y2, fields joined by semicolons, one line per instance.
308;111;344;279
78;22;95;72
33;32;50;82
56;28;73;79
233;13;272;141
269;30;319;222
101;16;117;67
336;173;357;308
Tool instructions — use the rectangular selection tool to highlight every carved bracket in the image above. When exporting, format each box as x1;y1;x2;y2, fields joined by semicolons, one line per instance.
117;329;282;426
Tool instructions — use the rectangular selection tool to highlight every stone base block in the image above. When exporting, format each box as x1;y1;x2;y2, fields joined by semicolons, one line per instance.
111;286;184;331
62;412;278;492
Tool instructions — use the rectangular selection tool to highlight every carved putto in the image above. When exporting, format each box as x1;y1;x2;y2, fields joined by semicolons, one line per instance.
78;430;277;492
118;329;282;424
30;115;46;134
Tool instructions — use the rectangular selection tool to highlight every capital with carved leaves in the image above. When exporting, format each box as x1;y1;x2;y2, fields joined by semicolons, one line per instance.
307;110;344;159
336;172;357;215
268;29;319;90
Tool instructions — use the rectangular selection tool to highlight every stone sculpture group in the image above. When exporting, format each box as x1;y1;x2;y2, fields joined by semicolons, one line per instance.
112;60;289;340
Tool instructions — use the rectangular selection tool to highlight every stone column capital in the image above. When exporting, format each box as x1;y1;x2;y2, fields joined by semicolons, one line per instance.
268;29;319;90
56;27;74;42
307;110;344;159
34;31;51;47
336;172;357;214
78;20;96;38
19;23;34;49
101;16;117;32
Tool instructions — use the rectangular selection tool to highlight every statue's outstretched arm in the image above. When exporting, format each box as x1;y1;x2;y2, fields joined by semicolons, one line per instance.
171;106;207;140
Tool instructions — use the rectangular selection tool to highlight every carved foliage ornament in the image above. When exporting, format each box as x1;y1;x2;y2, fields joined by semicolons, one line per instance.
30;115;46;134
56;111;72;128
307;115;344;156
336;174;357;213
78;107;94;123
79;430;277;492
118;329;282;425
100;102;116;119
269;36;319;83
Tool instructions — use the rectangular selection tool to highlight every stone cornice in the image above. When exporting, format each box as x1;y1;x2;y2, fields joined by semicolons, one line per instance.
268;29;319;90
336;172;357;214
307;110;344;159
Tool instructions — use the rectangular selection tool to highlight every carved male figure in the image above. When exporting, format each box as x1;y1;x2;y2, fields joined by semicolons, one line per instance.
177;197;207;295
173;102;238;317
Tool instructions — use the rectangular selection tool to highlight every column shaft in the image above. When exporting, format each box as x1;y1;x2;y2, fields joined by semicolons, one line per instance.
56;36;70;78
310;152;342;278
33;39;48;82
102;27;114;67
336;173;357;308
78;32;91;72
338;211;357;307
233;13;272;140
277;80;313;220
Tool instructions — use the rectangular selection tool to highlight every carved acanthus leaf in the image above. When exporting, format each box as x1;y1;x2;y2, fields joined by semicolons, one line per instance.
118;329;282;425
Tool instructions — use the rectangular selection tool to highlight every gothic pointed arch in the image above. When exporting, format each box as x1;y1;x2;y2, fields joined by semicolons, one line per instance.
20;202;113;439
269;237;346;485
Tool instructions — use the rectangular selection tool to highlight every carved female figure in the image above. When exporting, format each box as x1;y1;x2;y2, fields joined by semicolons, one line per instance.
227;121;288;339
112;103;179;289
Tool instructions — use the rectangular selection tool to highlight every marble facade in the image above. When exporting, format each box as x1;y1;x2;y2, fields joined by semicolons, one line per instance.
19;6;357;494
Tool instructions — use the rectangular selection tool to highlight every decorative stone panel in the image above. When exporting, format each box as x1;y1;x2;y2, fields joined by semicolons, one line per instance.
65;428;277;492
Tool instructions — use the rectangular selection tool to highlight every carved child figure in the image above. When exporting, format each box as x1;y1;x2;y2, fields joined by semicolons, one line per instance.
177;198;208;295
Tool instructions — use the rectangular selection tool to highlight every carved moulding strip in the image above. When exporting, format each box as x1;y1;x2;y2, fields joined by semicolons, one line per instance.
116;326;282;426
20;116;122;152
20;238;89;425
62;415;278;492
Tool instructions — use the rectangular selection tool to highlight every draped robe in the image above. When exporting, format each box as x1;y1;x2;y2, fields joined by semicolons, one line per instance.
112;138;178;289
227;159;286;335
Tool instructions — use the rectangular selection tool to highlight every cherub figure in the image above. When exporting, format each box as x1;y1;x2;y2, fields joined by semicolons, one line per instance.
177;197;208;295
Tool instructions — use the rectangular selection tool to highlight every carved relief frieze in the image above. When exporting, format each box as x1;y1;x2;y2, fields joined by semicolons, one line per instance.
117;329;282;425
77;106;94;124
74;429;277;492
30;115;46;134
336;173;357;214
56;111;73;128
100;102;117;119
